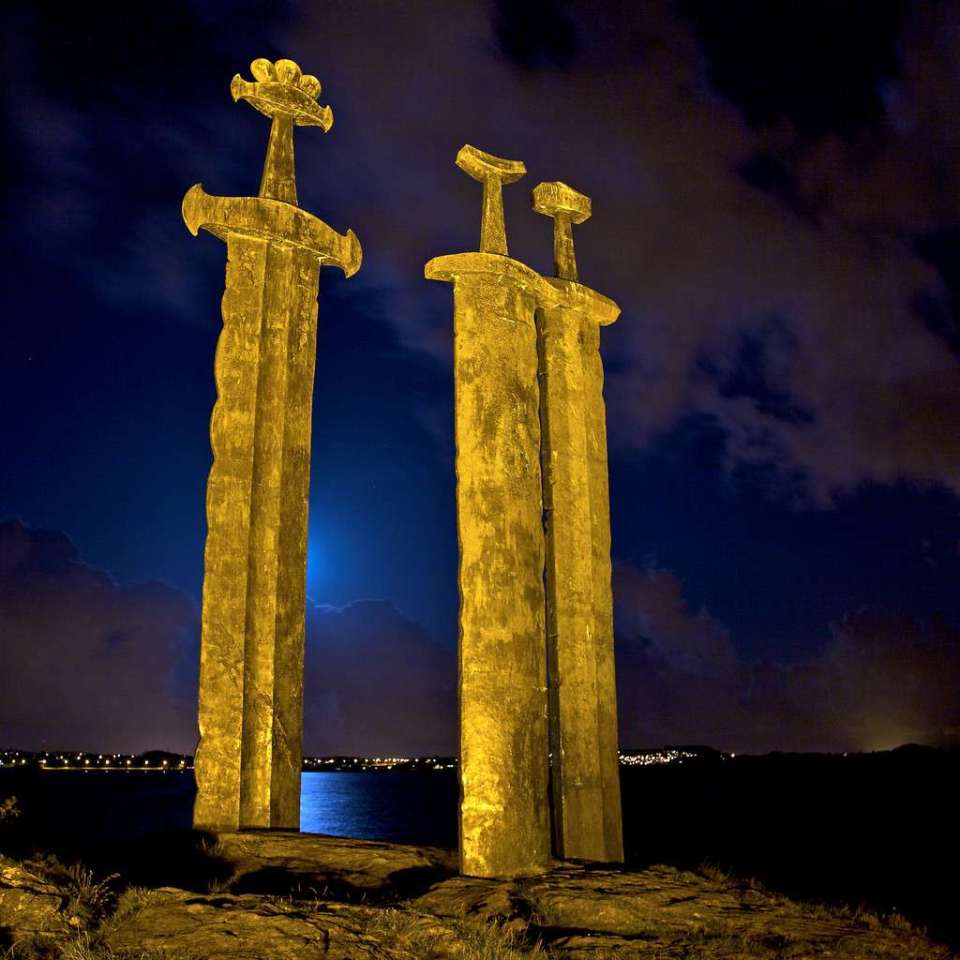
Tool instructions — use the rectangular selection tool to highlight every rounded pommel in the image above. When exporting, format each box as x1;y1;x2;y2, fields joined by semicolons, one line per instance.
532;181;591;224
456;144;526;185
231;58;333;130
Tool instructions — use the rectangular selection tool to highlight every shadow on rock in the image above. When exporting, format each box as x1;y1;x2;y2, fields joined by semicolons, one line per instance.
119;830;234;892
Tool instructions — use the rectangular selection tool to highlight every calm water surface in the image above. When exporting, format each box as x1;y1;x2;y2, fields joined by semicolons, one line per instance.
300;771;457;846
0;769;458;849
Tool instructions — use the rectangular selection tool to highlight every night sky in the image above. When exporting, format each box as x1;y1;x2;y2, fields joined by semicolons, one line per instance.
2;0;960;757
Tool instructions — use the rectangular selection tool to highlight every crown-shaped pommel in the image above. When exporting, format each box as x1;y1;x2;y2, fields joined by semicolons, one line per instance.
231;58;333;129
456;144;526;256
230;58;333;205
532;181;592;282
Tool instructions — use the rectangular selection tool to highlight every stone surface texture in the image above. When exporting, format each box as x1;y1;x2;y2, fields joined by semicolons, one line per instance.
214;830;457;898
454;144;527;255
426;252;561;879
0;859;71;951
2;839;953;959
415;862;952;959
104;889;416;960
428;156;627;876
539;278;623;863
183;57;361;832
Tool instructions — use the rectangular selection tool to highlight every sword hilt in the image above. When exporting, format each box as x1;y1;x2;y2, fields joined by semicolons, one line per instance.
532;181;591;282
231;58;333;206
456;145;526;256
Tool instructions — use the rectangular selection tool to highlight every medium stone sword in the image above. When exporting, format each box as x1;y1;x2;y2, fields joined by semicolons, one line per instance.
426;145;561;878
183;58;361;832
533;181;623;863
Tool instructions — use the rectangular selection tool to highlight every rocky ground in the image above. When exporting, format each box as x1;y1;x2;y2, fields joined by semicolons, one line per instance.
0;832;954;959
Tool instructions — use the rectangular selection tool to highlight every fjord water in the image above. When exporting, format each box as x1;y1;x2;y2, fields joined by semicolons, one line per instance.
299;771;457;846
0;770;458;851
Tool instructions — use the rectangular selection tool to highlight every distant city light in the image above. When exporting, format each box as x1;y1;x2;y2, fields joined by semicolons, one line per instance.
0;746;745;775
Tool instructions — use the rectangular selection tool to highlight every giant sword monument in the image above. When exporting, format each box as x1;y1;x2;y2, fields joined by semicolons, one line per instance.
427;146;623;877
184;58;361;831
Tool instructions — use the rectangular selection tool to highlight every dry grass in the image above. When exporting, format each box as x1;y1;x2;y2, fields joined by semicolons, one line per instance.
4;888;192;960
21;855;119;929
58;934;194;960
4;850;948;960
0;798;19;824
358;906;550;959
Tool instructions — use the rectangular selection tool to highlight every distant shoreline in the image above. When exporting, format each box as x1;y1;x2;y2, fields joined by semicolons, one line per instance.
1;745;730;773
2;742;948;774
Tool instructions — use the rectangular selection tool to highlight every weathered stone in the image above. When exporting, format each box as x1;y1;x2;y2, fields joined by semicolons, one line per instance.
3;844;950;960
214;831;457;898
533;181;624;864
417;862;952;959
455;145;527;256
428;155;629;876
538;278;624;863
183;58;361;832
0;859;71;951
531;180;591;283
426;247;562;879
103;888;415;960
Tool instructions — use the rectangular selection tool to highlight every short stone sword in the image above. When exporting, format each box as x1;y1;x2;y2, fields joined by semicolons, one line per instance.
532;179;623;864
183;58;361;832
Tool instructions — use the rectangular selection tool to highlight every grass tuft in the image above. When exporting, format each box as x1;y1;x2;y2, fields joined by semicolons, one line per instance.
0;797;20;823
359;906;549;959
22;856;120;929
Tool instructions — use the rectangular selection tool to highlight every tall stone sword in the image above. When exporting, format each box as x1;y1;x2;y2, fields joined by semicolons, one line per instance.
183;58;361;832
532;181;624;862
426;146;560;878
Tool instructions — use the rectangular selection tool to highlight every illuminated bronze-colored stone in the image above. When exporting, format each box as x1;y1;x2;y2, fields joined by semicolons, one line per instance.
534;181;623;862
429;154;624;875
531;181;590;283
184;58;361;832
455;145;526;256
426;147;561;877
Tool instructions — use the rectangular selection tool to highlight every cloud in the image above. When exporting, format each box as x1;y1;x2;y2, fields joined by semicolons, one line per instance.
303;599;456;757
0;520;456;756
4;519;956;757
8;1;960;502
276;0;960;503
614;563;960;753
0;520;198;752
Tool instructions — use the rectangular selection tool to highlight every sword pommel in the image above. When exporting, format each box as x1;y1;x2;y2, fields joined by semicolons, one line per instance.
456;144;526;256
231;58;333;130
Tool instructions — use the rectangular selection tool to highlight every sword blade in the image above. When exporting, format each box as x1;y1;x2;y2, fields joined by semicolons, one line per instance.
196;233;320;831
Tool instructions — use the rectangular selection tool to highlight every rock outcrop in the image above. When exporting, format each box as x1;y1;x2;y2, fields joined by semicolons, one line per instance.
215;829;457;899
104;889;418;960
0;859;71;954
2;836;954;959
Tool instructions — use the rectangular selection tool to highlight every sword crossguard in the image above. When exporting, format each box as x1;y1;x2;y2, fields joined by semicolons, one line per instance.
231;58;334;206
532;181;591;282
182;184;362;278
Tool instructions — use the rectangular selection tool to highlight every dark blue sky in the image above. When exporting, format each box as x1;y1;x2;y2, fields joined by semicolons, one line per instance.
2;0;960;754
